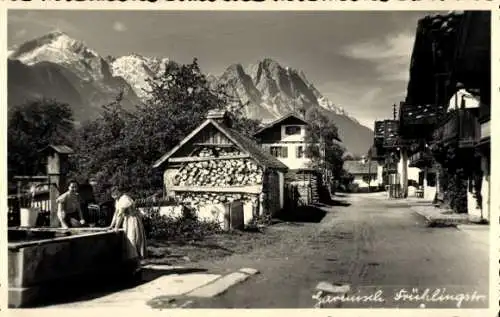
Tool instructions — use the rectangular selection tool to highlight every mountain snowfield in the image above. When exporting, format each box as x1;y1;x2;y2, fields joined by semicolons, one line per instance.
109;54;171;99
8;31;373;155
11;31;104;81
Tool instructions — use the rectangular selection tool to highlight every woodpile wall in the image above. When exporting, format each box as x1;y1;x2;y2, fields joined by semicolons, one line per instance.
166;146;279;222
284;171;321;205
173;150;263;187
176;192;258;209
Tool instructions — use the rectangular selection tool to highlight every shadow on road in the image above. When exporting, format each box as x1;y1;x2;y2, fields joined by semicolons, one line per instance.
141;267;208;283
26;266;208;308
323;199;351;207
275;205;328;223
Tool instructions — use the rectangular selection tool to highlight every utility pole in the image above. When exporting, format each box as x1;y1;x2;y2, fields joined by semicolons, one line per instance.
393;104;398;120
368;152;372;192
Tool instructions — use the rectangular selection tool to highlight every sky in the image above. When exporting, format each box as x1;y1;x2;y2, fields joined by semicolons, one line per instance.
7;10;446;129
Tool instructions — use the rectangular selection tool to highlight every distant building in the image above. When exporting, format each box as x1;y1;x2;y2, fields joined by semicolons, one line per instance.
253;112;341;171
253;113;316;171
343;157;380;190
253;112;342;204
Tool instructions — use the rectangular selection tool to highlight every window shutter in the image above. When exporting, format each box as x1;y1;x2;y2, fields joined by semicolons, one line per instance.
282;146;288;158
296;146;300;158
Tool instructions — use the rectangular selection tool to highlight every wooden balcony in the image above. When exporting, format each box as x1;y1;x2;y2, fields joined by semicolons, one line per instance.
374;121;385;139
372;120;400;150
383;138;399;149
476;119;490;152
399;103;446;139
409;150;433;168
478;101;491;124
383;120;399;149
432;109;480;148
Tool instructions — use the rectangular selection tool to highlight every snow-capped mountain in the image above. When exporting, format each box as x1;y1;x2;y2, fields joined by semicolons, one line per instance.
8;31;373;155
11;31;104;81
206;59;372;154
109;54;171;99
217;58;360;124
8;31;140;123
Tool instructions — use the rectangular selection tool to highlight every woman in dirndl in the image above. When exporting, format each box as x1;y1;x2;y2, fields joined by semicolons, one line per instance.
109;186;147;268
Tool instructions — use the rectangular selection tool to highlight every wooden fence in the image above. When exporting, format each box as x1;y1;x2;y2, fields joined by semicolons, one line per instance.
284;183;301;210
8;191;51;227
8;187;111;228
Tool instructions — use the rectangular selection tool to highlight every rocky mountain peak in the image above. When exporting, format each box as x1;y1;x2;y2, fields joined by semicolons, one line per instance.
8;31;110;83
10;31;98;65
110;53;171;99
8;33;371;155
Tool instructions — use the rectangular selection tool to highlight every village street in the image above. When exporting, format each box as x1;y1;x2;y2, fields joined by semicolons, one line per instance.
42;192;489;310
186;193;489;309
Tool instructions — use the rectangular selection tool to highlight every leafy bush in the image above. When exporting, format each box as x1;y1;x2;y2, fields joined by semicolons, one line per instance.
431;142;481;214
142;205;222;241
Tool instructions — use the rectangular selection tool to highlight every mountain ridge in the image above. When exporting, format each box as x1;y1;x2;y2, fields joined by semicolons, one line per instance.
8;32;373;155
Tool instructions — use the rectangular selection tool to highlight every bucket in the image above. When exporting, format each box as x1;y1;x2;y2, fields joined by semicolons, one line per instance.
20;207;39;227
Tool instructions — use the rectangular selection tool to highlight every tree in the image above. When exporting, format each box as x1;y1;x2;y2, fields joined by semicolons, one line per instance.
303;107;344;180
8;98;75;179
73;58;262;199
71;92;139;200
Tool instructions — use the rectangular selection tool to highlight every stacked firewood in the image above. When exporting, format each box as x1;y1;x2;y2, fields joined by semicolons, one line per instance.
173;159;263;187
196;147;244;158
177;192;258;207
170;146;266;208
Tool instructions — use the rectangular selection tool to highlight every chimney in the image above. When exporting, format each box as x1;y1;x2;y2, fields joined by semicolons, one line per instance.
207;109;232;127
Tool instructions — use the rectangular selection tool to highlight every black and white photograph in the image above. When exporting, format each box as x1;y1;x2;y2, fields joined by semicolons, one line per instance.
6;9;492;310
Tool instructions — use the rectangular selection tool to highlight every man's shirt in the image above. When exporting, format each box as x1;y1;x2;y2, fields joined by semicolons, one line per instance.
56;191;81;215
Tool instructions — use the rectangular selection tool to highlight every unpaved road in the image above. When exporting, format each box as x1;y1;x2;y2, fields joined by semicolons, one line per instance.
188;193;490;308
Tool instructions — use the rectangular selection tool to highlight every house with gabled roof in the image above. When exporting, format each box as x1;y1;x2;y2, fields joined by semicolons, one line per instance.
343;157;380;192
253;113;315;171
153;110;289;225
252;112;341;204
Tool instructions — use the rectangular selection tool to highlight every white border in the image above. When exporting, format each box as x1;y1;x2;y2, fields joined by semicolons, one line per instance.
1;3;498;317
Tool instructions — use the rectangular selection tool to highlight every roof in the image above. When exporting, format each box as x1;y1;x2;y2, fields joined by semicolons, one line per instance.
38;145;74;155
253;112;309;136
224;126;289;171
405;12;464;106
343;160;378;175
253;112;342;142
153;119;289;171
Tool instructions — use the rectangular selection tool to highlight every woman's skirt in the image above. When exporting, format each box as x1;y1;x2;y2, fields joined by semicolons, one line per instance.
122;214;147;260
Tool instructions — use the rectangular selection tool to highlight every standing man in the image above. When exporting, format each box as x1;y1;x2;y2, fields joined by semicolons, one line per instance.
56;180;86;228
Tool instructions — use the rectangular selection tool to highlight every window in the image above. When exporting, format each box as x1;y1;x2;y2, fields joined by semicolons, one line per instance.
296;146;304;158
270;146;288;158
427;173;436;187
285;126;301;136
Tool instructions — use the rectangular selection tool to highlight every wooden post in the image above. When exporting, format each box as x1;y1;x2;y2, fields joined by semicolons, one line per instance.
401;148;408;198
48;173;59;227
40;145;74;227
435;162;441;202
223;203;231;231
368;157;372;192
17;180;22;208
423;167;428;199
